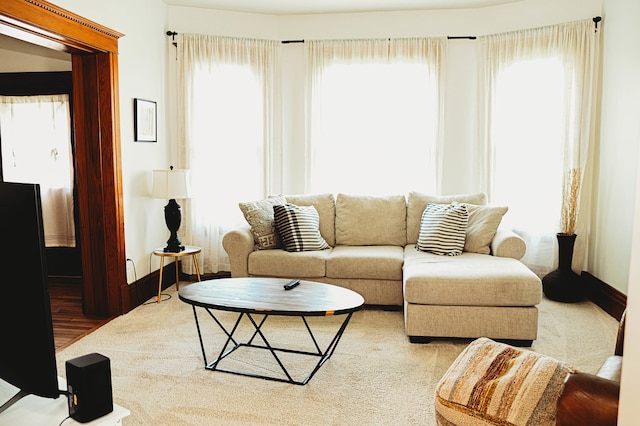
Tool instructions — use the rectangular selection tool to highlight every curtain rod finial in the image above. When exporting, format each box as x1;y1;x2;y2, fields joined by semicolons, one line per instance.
593;16;602;29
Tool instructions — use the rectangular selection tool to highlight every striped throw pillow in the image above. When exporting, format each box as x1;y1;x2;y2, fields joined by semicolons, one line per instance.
274;204;330;252
416;203;468;256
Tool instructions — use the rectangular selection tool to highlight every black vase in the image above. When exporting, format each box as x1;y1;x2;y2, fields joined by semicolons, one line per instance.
542;233;584;302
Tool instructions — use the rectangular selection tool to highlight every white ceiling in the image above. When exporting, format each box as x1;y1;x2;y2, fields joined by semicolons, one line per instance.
163;0;524;15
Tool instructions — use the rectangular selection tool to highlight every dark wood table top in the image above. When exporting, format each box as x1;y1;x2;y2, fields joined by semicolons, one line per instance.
179;277;364;316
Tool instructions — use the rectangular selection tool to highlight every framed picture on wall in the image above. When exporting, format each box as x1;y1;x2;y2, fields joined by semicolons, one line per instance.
134;98;157;142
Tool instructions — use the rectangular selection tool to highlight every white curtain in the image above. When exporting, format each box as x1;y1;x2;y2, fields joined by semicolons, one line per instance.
306;38;446;195
176;34;280;274
478;19;601;277
0;94;75;247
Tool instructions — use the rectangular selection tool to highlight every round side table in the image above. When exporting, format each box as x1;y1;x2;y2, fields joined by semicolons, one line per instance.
152;245;202;303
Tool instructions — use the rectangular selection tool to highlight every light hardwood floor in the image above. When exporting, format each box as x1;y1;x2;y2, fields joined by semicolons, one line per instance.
49;277;113;351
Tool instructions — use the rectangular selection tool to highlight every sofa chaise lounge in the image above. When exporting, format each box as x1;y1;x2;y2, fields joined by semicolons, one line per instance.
222;192;542;345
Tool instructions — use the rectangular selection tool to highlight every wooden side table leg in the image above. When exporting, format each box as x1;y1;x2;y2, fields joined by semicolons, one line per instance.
193;254;201;281
175;258;180;290
157;257;165;303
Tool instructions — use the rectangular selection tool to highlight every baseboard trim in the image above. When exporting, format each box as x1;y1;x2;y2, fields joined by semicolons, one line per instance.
125;262;177;312
581;271;627;321
124;268;231;312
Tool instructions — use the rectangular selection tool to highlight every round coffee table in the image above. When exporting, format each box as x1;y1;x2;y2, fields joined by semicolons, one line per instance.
179;277;364;385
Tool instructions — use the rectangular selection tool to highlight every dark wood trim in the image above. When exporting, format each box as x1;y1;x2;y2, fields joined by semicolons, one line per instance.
126;267;231;309
0;0;126;317
126;263;178;307
0;0;123;54
582;271;627;321
0;71;72;95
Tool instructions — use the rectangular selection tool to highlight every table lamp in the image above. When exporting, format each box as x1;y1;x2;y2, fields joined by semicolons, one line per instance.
151;166;191;252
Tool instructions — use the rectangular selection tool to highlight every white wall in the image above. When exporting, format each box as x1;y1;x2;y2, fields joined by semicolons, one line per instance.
600;0;640;422
593;0;640;295
49;0;170;283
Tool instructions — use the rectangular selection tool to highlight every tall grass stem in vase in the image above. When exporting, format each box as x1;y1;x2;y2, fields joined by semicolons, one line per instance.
543;168;584;302
561;168;581;236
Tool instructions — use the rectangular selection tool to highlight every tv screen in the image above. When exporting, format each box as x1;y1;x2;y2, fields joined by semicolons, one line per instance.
0;182;60;414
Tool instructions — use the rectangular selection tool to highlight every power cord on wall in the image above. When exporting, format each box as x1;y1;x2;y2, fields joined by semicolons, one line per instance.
126;258;137;282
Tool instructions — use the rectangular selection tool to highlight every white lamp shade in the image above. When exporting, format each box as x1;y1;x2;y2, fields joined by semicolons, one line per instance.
151;169;191;199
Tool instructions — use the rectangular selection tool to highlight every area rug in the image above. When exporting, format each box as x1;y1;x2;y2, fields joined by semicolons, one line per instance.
56;285;618;426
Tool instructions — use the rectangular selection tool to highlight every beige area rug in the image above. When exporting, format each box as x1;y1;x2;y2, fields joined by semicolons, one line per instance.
56;284;619;426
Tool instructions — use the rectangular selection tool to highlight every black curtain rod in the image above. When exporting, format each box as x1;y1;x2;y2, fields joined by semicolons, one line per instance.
282;37;478;43
170;16;602;43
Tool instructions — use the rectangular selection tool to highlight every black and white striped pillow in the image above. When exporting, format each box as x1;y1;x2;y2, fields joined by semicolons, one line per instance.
416;203;468;256
274;204;330;252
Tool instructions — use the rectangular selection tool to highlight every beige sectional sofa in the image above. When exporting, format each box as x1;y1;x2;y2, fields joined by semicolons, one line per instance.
222;192;542;345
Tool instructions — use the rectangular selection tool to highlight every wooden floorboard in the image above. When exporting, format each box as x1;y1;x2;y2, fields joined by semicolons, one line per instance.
49;277;113;351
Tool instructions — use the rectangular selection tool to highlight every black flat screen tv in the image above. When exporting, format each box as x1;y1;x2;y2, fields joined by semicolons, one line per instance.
0;181;61;414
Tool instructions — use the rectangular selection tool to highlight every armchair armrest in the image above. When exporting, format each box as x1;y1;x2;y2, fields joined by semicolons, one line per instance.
556;372;619;426
491;227;526;259
222;223;254;277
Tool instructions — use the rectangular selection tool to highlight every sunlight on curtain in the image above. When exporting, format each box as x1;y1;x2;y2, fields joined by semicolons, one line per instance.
176;34;279;273
0;95;75;247
306;38;445;195
479;20;601;277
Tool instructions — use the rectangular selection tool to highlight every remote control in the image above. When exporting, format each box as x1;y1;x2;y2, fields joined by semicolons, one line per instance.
284;279;300;290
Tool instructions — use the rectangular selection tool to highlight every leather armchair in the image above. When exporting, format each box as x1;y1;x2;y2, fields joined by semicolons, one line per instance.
556;310;625;426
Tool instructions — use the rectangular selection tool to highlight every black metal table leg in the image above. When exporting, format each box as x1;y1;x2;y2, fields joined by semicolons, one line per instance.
192;308;355;385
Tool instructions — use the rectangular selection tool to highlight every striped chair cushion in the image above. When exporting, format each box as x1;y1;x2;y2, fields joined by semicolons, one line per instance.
435;337;573;426
416;203;468;256
274;204;330;252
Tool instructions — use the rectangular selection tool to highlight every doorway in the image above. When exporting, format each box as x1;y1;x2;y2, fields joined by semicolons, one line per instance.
0;65;81;277
0;0;128;317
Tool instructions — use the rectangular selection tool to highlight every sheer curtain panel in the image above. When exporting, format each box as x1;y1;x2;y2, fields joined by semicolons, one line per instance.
306;38;446;195
478;19;601;277
176;34;279;274
0;94;75;247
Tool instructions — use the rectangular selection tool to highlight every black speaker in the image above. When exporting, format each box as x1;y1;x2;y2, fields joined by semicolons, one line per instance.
65;353;113;423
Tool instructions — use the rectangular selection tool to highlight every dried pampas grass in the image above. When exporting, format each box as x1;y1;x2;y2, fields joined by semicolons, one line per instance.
561;168;581;236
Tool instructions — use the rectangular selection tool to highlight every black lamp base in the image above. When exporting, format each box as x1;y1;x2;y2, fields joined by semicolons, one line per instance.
163;199;185;253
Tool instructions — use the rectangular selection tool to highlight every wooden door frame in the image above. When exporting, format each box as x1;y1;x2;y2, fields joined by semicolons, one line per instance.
0;0;128;316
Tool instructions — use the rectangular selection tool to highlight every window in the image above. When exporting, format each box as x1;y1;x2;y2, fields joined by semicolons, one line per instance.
480;19;600;276
307;38;444;195
491;57;565;233
177;34;279;273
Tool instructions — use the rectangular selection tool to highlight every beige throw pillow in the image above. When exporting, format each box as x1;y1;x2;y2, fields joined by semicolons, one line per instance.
460;203;509;255
239;196;286;249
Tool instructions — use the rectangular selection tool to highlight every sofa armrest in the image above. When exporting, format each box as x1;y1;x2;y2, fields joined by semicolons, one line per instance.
222;224;254;277
556;372;619;426
490;227;526;259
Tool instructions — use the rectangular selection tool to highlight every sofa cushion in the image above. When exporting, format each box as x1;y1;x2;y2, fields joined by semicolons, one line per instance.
462;203;509;255
248;248;329;278
274;204;330;252
403;247;542;306
327;245;404;280
335;193;406;246
407;192;487;244
284;193;335;246
416;203;468;256
239;196;286;249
